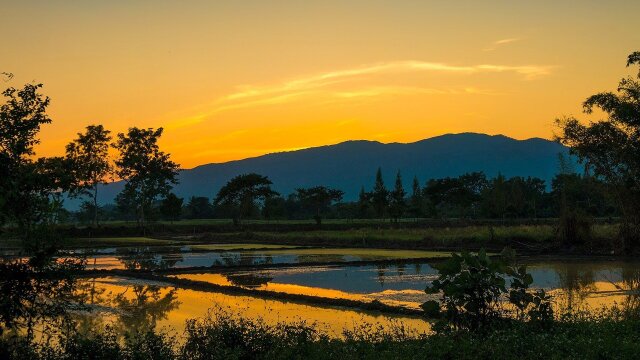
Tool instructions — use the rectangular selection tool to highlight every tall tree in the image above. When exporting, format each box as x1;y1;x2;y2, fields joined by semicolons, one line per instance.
295;186;344;225
0;83;61;243
556;51;640;250
389;171;406;222
185;196;213;219
409;176;423;219
112;127;179;227
357;186;371;219
214;173;278;225
371;167;389;219
65;125;112;226
160;193;183;223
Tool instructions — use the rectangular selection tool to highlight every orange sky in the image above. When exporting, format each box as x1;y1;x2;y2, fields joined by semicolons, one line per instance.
2;1;639;168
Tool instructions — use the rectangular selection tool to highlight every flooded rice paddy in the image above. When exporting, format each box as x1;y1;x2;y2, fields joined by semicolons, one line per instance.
78;247;450;270
76;276;431;337
7;243;640;337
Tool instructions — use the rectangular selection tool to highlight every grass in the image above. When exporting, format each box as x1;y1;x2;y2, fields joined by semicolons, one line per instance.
214;224;617;251
64;237;180;248
189;243;303;251
4;309;640;359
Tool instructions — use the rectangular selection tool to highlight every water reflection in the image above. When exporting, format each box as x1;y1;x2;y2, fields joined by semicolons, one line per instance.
110;285;180;334
117;247;184;271
74;277;431;338
173;259;640;313
81;248;450;270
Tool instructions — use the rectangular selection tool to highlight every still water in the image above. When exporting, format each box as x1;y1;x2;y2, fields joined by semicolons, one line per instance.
70;257;640;338
80;247;450;270
76;276;431;338
171;259;640;311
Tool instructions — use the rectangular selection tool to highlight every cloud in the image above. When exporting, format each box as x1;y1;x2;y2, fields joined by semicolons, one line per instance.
166;59;553;127
483;38;522;52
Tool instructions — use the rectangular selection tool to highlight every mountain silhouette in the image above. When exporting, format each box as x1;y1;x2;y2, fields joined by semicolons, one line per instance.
86;133;574;207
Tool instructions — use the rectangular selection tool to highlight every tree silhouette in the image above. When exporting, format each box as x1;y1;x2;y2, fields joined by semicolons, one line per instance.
214;173;278;225
112;127;179;227
388;170;406;222
409;176;423;219
371;167;389;219
556;51;640;250
295;186;344;225
185;196;213;219
65;124;112;227
160;193;183;223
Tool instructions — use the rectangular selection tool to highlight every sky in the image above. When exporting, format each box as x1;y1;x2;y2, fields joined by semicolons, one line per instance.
2;0;639;168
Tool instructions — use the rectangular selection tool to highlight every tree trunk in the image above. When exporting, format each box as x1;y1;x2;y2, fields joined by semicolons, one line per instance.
93;183;99;227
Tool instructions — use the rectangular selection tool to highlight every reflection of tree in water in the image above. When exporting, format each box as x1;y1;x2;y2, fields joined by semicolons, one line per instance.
110;285;180;334
553;262;597;311
117;247;184;271
617;266;640;314
213;252;274;267
396;263;406;277
224;271;274;288
296;253;346;263
414;263;423;274
70;280;180;336
376;264;387;288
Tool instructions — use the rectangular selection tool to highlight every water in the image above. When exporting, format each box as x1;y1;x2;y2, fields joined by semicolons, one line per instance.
75;276;431;338
79;247;450;270
171;258;640;312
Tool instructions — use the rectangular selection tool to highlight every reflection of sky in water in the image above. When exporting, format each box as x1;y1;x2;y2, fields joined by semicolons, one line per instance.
174;260;640;311
75;276;431;338
238;264;439;293
83;249;447;270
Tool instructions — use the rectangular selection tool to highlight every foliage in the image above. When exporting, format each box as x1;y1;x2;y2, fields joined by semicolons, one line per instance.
214;173;278;225
0;250;85;338
65;125;112;226
556;51;640;251
184;196;213;219
160;193;183;222
421;249;553;331
388;171;406;221
0;83;71;241
112;127;179;226
4;309;640;359
424;172;487;218
371;167;389;218
295;186;344;224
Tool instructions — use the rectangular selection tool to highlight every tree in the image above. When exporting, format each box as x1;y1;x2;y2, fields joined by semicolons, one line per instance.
388;171;406;222
0;81;86;339
160;193;183;223
556;51;640;250
185;196;213;219
409;176;424;219
65;125;112;227
112;127;179;227
295;186;344;225
0;83;67;243
357;186;371;219
371;167;389;219
214;173;278;225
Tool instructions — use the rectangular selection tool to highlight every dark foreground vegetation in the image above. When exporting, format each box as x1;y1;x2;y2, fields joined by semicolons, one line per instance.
1;310;639;360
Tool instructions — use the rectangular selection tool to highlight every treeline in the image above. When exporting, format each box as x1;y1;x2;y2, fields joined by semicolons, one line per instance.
75;165;617;225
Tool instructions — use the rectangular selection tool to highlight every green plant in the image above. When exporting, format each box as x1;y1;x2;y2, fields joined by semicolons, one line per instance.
421;248;553;331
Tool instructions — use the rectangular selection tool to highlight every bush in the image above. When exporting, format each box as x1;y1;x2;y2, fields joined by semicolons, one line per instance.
421;248;553;331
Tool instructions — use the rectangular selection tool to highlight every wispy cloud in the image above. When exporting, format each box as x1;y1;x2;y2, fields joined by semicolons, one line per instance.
483;38;522;52
164;59;553;129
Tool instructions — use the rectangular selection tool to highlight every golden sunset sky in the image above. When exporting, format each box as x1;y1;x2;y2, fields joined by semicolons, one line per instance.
2;1;639;168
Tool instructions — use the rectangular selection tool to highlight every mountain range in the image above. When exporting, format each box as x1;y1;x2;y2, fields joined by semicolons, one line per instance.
81;132;574;208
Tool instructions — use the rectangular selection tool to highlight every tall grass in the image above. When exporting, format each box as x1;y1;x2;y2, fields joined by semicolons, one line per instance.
3;307;640;359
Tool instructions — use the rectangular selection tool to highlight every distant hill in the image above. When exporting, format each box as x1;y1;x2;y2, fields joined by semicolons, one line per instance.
82;133;575;208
